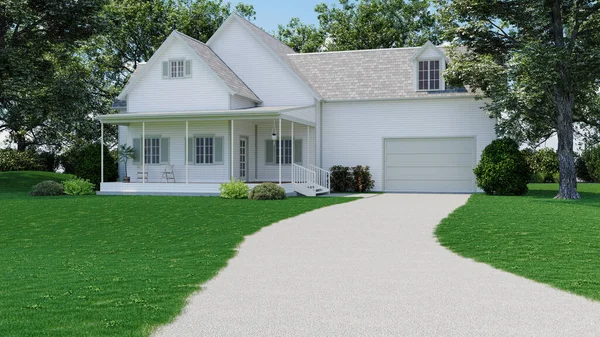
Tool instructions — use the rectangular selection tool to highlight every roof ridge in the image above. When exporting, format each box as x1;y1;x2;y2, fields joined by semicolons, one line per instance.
232;13;297;55
288;46;430;57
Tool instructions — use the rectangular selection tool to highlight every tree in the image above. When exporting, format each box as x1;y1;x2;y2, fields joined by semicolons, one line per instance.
0;0;106;150
277;18;325;53
440;0;600;199
307;0;440;51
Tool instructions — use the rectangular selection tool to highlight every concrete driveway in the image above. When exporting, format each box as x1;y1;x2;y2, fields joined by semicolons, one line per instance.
153;194;600;336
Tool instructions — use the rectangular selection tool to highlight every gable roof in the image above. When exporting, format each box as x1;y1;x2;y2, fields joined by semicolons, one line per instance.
117;31;260;103
287;47;471;101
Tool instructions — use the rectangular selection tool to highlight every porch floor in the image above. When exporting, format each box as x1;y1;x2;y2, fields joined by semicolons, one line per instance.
98;182;296;197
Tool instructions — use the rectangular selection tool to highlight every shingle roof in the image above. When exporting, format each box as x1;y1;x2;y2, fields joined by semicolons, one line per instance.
287;47;471;101
175;31;261;102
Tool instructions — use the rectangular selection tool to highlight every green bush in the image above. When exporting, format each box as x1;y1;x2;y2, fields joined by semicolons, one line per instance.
0;149;44;172
30;180;64;196
474;138;531;196
330;165;353;192
219;178;249;199
38;151;59;172
63;178;96;195
352;165;374;192
575;155;593;183
581;145;600;183
62;142;118;188
248;182;287;200
522;148;559;183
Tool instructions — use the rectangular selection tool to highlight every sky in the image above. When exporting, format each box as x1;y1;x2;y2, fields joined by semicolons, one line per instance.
232;0;337;33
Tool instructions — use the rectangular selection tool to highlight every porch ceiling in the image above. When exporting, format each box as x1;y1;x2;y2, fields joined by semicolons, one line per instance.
97;106;315;126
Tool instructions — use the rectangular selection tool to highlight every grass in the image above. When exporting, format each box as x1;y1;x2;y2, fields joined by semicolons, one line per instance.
0;171;74;195
436;183;600;301
0;172;355;337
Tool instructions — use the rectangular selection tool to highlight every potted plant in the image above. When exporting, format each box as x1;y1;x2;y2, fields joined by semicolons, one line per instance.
118;144;136;183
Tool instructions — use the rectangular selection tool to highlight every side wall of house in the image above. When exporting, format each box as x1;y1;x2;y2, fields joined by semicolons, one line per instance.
208;20;315;106
321;98;496;191
127;39;231;113
280;106;316;124
230;95;257;109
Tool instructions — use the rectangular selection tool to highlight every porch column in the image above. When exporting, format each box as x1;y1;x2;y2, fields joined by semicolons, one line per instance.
100;122;104;184
291;121;294;183
307;125;310;167
231;120;234;179
278;118;282;185
185;120;189;184
142;121;145;184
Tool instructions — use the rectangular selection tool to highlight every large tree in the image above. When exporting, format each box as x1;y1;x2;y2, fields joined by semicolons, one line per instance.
278;0;440;52
439;0;600;199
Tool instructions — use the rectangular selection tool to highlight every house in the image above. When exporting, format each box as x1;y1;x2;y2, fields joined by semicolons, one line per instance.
97;14;496;196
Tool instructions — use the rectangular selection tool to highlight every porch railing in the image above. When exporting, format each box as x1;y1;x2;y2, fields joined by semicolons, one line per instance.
292;163;316;188
309;164;331;192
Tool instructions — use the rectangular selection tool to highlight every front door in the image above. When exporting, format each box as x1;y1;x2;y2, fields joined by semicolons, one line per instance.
239;137;248;181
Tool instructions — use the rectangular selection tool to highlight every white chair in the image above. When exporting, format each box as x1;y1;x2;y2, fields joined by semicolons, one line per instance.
136;165;148;182
161;165;175;183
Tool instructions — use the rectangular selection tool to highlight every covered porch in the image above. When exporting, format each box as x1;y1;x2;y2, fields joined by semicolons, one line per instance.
97;106;326;196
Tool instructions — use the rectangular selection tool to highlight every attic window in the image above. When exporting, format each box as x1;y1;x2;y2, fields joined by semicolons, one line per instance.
418;60;440;90
162;60;192;79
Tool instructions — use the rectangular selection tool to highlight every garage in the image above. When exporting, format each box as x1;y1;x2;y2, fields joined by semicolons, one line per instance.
384;137;476;193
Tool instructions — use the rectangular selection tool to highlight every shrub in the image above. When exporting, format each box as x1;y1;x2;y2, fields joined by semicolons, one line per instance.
63;178;96;195
575;155;593;183
522;148;559;183
62;142;118;188
30;180;64;196
219;178;250;199
474;138;531;196
38;151;59;172
352;165;374;192
581;145;600;183
330;165;353;192
248;182;286;200
0;149;44;172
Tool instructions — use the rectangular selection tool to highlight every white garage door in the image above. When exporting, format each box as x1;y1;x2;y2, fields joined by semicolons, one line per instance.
384;137;476;193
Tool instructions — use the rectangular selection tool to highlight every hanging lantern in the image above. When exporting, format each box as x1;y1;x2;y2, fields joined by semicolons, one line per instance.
271;120;277;140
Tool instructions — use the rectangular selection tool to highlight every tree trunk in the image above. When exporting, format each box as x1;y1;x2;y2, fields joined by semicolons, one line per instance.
554;90;580;200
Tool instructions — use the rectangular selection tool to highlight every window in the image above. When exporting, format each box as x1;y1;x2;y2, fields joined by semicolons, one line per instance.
276;139;292;164
170;60;184;78
196;137;214;164
418;60;440;90
144;138;160;164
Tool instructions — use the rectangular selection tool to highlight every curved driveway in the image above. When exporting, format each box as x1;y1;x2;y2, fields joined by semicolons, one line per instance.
153;194;600;336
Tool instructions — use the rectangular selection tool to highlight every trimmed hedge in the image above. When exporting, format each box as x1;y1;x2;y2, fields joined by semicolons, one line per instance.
0;149;44;172
248;183;286;200
62;143;118;188
329;165;375;193
474;138;531;196
31;180;64;196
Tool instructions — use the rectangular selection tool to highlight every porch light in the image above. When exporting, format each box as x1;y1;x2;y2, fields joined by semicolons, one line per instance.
271;120;277;140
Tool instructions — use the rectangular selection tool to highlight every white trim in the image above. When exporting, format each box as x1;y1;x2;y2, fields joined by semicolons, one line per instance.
185;120;189;184
142;122;145;184
101;122;104;183
231;120;234;179
278;118;282;185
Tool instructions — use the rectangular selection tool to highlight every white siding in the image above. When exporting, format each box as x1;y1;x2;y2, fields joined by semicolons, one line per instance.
281;105;316;124
128;39;230;113
230;95;256;109
321;98;496;191
208;20;315;106
124;121;230;183
419;46;443;59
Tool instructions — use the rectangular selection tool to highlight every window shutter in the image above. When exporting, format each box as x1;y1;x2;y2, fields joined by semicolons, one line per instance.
133;138;141;164
265;140;274;164
160;138;169;163
214;137;223;163
294;139;302;164
162;61;169;79
188;137;194;164
185;60;192;78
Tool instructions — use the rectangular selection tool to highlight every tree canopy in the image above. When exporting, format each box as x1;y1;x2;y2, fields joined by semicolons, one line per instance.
439;0;600;199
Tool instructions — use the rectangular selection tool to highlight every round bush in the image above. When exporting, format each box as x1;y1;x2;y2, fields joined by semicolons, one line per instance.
474;138;531;196
575;156;593;183
581;145;600;183
248;183;287;200
219;178;250;199
63;178;96;195
31;180;64;196
62;143;118;188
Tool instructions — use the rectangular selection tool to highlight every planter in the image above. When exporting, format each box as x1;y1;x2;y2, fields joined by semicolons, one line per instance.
123;176;131;183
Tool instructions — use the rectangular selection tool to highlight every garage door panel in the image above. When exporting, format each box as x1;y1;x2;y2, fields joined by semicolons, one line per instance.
385;179;474;193
385;138;473;154
384;137;475;193
385;167;474;181
385;153;474;167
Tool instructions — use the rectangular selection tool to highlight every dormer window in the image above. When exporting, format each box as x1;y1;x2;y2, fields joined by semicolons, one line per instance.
418;60;440;90
162;59;192;79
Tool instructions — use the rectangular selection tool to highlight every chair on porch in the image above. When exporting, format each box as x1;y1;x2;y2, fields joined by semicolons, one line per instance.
161;165;175;183
136;165;148;182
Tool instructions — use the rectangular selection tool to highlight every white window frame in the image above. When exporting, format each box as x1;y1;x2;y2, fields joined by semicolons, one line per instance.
276;139;293;165
418;60;441;91
195;136;214;164
144;138;161;164
169;59;185;79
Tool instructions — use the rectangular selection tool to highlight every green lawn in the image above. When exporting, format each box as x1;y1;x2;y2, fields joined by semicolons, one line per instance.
436;183;600;301
0;172;355;336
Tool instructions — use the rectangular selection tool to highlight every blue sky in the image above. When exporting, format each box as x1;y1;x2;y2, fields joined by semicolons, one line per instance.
233;0;338;33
